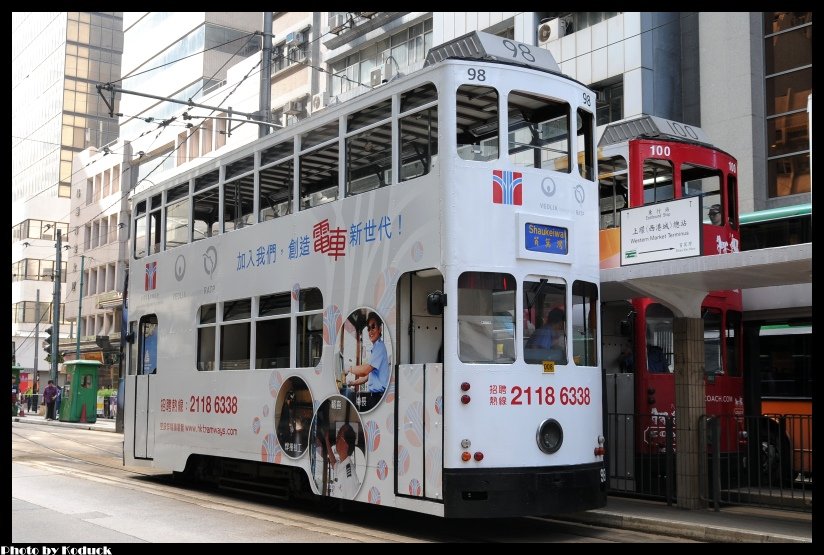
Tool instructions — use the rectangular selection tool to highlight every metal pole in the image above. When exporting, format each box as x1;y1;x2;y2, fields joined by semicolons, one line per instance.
34;289;40;378
259;12;273;138
51;230;62;383
76;255;84;358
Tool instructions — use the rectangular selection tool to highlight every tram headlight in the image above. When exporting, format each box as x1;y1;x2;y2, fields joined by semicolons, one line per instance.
536;419;563;454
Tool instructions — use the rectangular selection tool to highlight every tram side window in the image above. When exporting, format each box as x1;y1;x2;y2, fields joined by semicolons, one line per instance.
399;106;438;182
296;287;324;367
457;272;516;364
165;183;189;249
134;200;147;259
197;303;217;371
256;292;291;368
148;193;162;255
223;174;255;232
643;159;674;204
221;298;251;370
346;121;392;195
645;303;674;373
598;155;628;229
523;279;567;365
193;186;220;242
576;108;595;181
139;315;158;375
571;280;598;366
507;90;570;171
681;163;722;225
456;85;499;162
703;308;723;375
259;158;293;222
300;143;339;210
725;310;742;377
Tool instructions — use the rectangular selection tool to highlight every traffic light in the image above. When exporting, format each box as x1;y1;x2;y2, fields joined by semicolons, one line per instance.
43;326;53;356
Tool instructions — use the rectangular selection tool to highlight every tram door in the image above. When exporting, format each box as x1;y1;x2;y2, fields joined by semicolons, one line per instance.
134;315;157;459
395;271;444;501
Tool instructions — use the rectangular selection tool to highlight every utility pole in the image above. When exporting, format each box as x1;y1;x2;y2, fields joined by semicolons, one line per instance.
259;12;273;138
51;229;62;383
34;289;40;378
76;254;84;358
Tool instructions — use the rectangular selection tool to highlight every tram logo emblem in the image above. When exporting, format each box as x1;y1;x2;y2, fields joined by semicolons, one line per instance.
174;255;186;281
492;170;522;205
203;246;218;277
540;177;556;197
145;261;157;291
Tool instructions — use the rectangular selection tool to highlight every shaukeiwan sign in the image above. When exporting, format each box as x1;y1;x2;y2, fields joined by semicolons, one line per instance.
620;197;701;266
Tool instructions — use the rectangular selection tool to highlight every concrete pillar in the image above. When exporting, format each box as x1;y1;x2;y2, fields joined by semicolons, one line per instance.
673;316;706;509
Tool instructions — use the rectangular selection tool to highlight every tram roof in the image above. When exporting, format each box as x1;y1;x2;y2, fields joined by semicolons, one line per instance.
425;30;562;74
598;115;721;151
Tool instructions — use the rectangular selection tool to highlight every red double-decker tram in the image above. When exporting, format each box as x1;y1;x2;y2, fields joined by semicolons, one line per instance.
598;116;744;496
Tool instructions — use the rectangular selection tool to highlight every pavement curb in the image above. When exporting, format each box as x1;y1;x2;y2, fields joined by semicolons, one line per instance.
564;510;812;543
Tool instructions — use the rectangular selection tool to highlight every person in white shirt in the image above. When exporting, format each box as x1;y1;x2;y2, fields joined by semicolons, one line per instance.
328;423;360;499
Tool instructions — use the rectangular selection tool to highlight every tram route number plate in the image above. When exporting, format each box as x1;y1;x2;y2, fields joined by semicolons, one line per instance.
543;361;555;374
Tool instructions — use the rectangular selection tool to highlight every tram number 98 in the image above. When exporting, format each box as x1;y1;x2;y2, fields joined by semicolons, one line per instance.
511;386;591;406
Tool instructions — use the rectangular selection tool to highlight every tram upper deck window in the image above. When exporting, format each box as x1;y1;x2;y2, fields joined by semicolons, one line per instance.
133;200;147;259
576;108;595;181
193;170;220;242
300;120;340;210
346;121;392;196
507;90;570;171
165;183;190;249
399;102;438;182
643;159;674;204
457;272;516;364
598;155;628;229
680;163;722;225
456;85;499;161
259;158;293;222
223;173;254;232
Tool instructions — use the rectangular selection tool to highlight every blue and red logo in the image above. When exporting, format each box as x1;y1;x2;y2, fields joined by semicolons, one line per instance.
492;170;522;205
145;261;157;291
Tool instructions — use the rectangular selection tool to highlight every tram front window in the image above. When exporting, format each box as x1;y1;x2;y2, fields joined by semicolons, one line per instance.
457;272;515;363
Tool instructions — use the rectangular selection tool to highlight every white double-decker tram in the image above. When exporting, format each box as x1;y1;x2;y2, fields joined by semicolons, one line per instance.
124;31;606;518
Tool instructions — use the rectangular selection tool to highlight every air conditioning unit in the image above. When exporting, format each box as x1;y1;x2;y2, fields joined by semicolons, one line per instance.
370;66;384;88
356;12;377;18
329;13;348;34
283;100;303;115
285;31;304;46
311;92;329;113
538;18;567;46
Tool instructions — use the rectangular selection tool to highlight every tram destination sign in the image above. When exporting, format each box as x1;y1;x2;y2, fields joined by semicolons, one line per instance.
525;222;568;255
620;197;701;265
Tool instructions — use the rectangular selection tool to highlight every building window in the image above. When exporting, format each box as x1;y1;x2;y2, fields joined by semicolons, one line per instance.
329;19;433;97
594;80;623;127
764;12;812;198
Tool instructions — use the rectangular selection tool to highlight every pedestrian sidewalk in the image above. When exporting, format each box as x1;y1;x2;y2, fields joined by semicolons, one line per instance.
13;412;116;433
558;494;812;543
13;413;812;542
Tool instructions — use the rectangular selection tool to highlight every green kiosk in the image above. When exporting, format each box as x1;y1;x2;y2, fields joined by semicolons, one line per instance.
59;360;100;423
